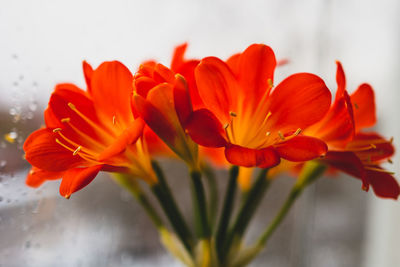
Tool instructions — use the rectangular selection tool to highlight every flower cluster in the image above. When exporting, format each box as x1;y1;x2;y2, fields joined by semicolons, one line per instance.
23;43;399;266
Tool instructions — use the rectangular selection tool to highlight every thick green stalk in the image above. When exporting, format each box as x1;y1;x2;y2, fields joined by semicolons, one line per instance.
223;168;270;260
190;169;211;239
112;174;163;229
202;164;219;230
151;161;193;253
215;165;239;262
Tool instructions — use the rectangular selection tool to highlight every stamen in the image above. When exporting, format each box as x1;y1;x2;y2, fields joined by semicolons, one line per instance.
388;158;393;164
370;143;377;149
113;115;116;125
73;146;81;156
223;123;231;143
390;137;394;144
29;169;35;175
55;138;75;152
61;118;70;123
67;102;76;109
278;131;285;140
53;128;62;133
266;131;271;136
364;166;395;175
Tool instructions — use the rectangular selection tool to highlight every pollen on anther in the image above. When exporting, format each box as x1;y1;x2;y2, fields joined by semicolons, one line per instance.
294;128;302;136
278;131;285;140
223;123;229;129
73;146;81;156
29;169;35;175
53;128;62;133
388;158;393;164
266;131;271;136
267;79;274;88
229;111;237;117
61;118;70;123
370;143;377;149
67;102;76;109
112;115;116;125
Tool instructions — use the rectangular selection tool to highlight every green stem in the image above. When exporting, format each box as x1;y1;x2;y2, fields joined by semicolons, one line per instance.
216;165;239;263
190;169;211;239
112;174;163;229
151;161;193;253
257;160;327;247
202;164;219;230
223;169;270;260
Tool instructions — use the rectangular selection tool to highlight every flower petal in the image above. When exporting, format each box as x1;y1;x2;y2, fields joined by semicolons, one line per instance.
26;167;62;188
275;136;328;162
59;165;102;198
335;61;346;99
83;61;94;95
24;128;85;172
349;132;394;162
367;169;400;199
266;73;331;134
236;44;276;109
224;144;280;168
174;75;193;125
185;109;227;147
351;83;376;131
98;118;145;161
195;57;240;124
171;43;189;71
323;151;368;190
91;61;134;127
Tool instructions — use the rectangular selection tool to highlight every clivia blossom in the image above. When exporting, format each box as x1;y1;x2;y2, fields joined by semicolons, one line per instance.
185;44;331;169
305;62;399;199
24;61;156;198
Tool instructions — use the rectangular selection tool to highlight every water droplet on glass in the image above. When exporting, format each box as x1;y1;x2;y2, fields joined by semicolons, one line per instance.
28;102;37;111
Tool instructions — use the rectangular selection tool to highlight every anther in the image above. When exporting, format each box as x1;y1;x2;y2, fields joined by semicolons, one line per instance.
354;103;359;109
388;158;393;164
267;79;273;88
53;128;62;133
370;143;377;149
29;169;35;175
229;111;237;117
113;115;116;125
67;102;76;109
294;128;302;136
278;131;285;140
73;146;81;156
223;123;229;129
61;118;70;123
390;137;394;144
266;131;271;136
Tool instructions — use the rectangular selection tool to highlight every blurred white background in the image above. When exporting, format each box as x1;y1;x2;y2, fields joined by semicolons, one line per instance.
0;0;399;266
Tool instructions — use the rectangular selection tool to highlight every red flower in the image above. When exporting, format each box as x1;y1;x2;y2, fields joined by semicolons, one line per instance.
185;44;331;168
305;61;399;199
24;61;155;198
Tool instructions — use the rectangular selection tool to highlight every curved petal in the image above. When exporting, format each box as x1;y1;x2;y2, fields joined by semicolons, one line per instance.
24;128;85;172
83;61;94;95
307;92;355;148
195;57;239;123
266;73;331;134
98;118;145;161
351;83;376;131
226;53;240;76
174;75;193;125
323;151;368;190
224;144;280;168
367;169;400;199
199;146;228;167
185;109;227;147
171;43;188;71
59;165;103;198
236;44;276;109
26;167;62;188
335;61;346;99
349;132;394;162
275;136;328;162
91;61;134;127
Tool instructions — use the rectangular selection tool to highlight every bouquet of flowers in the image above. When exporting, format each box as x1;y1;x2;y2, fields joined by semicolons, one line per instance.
23;43;399;267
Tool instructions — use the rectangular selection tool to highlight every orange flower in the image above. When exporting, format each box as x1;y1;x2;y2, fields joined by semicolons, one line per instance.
305;61;399;199
185;44;331;168
24;61;155;198
133;61;199;169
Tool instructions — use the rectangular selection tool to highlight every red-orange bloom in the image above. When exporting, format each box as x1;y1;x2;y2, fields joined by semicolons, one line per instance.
306;61;399;199
185;44;331;168
24;61;155;198
133;61;199;168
